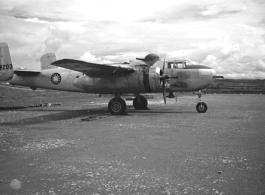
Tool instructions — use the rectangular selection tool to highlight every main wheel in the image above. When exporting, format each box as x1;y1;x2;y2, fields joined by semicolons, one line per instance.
133;95;148;110
196;102;208;113
108;98;126;115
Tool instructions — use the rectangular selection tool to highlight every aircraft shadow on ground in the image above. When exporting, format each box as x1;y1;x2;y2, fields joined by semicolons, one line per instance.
127;109;196;115
0;107;110;126
126;105;196;114
0;105;196;126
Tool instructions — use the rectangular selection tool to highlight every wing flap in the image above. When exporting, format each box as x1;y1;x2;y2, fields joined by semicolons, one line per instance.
51;59;134;76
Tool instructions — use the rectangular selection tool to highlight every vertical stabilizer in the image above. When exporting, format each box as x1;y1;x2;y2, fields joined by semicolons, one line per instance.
41;53;57;70
0;43;14;81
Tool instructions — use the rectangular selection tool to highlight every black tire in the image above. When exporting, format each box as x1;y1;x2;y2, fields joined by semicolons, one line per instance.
108;98;126;115
196;102;208;113
133;95;148;110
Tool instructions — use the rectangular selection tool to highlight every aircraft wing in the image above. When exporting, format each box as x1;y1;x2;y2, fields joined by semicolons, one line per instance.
51;59;135;76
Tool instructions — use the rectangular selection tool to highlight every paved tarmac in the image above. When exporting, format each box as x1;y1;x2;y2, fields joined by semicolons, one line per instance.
0;93;265;194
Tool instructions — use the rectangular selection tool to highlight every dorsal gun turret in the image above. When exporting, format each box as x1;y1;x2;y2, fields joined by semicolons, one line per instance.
136;54;160;66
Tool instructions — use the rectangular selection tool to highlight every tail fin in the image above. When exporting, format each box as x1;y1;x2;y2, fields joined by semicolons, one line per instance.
0;43;14;81
40;53;57;70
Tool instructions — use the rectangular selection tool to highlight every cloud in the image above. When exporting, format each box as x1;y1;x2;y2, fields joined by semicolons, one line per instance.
138;1;245;23
80;52;112;64
200;39;265;79
191;33;240;62
256;59;265;71
1;0;265;79
199;4;243;17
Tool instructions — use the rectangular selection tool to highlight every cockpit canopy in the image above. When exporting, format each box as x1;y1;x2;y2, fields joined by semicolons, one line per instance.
167;60;191;69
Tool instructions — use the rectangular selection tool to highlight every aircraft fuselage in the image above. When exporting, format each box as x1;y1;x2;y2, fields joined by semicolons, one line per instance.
9;62;215;94
0;43;219;115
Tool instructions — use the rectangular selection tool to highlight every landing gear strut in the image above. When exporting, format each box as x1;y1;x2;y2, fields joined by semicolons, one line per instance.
108;97;126;115
196;90;208;113
133;95;148;110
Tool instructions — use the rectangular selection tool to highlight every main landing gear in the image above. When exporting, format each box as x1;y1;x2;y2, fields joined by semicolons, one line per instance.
108;95;149;115
107;92;208;115
108;97;127;115
133;95;148;110
196;90;208;113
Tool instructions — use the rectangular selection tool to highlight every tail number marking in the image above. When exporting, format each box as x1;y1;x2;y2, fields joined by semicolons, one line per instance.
0;64;13;70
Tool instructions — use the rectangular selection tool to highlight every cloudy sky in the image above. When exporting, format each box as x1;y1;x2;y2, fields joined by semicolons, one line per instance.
0;0;265;79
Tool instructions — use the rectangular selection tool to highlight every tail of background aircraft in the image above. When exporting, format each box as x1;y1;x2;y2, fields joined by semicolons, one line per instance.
0;43;14;81
41;53;57;70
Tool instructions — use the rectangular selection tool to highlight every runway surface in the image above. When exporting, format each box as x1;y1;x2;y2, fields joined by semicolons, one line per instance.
0;92;265;194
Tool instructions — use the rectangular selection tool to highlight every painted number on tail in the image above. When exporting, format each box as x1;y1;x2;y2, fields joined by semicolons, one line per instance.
0;64;13;70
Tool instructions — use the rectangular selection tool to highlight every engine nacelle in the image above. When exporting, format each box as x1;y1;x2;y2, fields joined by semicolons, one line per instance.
147;66;164;92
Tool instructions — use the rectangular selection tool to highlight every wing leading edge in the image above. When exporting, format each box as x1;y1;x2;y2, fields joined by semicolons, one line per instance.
51;59;135;76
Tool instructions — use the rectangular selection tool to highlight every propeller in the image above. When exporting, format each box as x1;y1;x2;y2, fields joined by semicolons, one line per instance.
155;54;177;104
160;55;170;104
162;56;166;104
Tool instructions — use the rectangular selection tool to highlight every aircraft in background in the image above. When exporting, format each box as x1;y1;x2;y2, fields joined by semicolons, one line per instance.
0;42;222;115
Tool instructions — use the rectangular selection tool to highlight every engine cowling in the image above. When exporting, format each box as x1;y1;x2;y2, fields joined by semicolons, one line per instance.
147;66;164;92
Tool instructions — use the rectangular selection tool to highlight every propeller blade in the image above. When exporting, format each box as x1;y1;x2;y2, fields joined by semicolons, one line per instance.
175;93;178;103
162;54;166;73
162;53;167;104
162;80;166;104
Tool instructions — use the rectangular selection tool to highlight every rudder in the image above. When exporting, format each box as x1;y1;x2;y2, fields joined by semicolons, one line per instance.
41;53;57;70
0;43;14;81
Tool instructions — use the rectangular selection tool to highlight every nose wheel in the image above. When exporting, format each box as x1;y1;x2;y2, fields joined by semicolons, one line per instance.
196;102;207;113
196;90;208;113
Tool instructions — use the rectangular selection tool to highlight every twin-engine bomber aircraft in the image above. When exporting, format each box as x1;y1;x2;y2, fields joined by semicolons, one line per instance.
0;43;221;115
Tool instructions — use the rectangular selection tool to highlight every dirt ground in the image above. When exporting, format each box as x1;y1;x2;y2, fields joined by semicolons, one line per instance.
0;87;265;194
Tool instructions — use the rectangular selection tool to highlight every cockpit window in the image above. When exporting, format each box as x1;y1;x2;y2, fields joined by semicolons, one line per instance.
168;62;174;69
176;62;185;69
167;61;187;69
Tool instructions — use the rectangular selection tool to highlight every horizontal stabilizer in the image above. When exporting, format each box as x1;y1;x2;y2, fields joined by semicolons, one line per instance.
213;75;224;79
14;69;41;76
52;59;135;76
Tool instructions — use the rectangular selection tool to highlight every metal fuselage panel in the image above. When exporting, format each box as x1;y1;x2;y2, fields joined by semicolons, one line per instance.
165;68;215;92
9;66;160;94
10;69;84;92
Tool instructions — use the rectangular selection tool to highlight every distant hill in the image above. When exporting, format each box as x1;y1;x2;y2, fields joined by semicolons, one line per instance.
207;79;265;94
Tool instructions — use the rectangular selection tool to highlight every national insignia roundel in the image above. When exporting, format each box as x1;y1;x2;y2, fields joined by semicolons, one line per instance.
51;73;61;85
